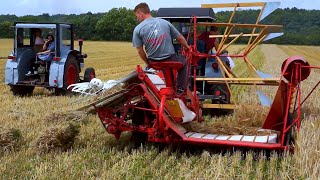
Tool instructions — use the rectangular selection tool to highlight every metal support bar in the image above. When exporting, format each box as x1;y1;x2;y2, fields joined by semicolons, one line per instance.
209;33;260;38
244;27;267;55
218;5;238;52
196;77;279;81
245;34;267;55
202;2;266;8
220;32;243;53
201;103;237;109
198;22;283;30
247;2;266;46
243;56;258;72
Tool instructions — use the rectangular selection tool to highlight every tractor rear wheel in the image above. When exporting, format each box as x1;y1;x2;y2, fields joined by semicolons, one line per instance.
10;85;35;96
55;55;79;95
84;67;96;82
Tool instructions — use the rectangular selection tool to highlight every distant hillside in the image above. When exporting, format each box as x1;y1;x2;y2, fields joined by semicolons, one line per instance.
0;8;319;45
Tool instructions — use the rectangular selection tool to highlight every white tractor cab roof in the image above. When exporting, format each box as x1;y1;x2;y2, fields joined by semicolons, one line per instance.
13;22;75;56
157;8;216;23
15;23;71;29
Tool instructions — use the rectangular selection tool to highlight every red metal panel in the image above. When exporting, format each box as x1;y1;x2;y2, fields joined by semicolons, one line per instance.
262;56;311;146
262;80;287;131
281;56;310;82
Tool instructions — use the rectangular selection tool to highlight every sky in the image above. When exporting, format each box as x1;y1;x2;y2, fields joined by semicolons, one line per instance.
0;0;319;16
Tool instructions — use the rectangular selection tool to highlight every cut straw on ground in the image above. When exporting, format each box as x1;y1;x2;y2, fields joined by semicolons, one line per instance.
35;123;80;153
45;110;89;124
0;127;22;152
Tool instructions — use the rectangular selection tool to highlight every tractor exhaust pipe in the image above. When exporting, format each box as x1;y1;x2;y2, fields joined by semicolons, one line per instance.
78;39;83;54
78;39;87;58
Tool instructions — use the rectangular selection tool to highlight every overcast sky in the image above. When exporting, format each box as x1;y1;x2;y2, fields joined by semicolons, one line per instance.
1;0;319;16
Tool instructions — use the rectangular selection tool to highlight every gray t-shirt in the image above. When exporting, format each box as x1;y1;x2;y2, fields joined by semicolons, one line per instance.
132;17;181;60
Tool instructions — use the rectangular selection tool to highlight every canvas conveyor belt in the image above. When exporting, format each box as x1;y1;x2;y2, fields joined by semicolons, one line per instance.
143;84;281;146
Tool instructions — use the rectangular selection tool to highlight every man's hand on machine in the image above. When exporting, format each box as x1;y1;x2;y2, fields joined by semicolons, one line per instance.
183;45;191;51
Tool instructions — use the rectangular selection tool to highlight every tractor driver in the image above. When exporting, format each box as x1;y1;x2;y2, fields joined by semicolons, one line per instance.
132;2;190;93
196;26;220;76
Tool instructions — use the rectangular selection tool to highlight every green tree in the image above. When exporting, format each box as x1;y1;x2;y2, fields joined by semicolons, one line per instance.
72;13;101;40
96;8;137;41
0;21;14;38
0;7;319;45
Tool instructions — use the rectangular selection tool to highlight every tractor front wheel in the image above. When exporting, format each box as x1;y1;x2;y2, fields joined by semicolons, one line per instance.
84;67;96;82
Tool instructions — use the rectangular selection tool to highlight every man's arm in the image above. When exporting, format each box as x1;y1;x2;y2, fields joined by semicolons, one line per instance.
42;42;48;51
176;35;190;51
136;46;148;64
37;49;50;55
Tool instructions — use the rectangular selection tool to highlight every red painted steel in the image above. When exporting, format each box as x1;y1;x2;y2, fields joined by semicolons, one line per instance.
94;16;319;151
149;61;183;89
66;64;77;86
95;56;315;150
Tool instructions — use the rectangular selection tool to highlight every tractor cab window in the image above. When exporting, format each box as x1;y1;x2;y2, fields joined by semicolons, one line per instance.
171;22;191;54
16;28;31;47
62;28;72;49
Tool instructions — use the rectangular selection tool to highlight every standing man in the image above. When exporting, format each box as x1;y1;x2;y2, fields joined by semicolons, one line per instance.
197;26;220;76
132;2;190;92
198;26;220;53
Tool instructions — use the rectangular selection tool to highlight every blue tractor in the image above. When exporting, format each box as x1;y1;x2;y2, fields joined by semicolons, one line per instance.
5;22;95;96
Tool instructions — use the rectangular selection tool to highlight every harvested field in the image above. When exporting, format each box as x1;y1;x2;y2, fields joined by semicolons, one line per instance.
0;127;22;152
45;110;89;124
0;39;319;179
36;123;80;153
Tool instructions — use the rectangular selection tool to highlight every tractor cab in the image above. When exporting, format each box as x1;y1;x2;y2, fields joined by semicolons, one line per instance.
157;8;215;54
5;22;95;96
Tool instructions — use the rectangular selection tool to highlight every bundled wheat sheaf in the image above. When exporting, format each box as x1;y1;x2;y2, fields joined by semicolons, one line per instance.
36;123;80;153
0;127;22;152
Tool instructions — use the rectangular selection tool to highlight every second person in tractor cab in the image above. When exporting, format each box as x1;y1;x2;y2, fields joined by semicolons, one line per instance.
37;34;55;62
132;2;190;93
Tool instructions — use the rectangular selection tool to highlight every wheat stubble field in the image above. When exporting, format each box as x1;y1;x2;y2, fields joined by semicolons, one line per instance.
0;39;319;179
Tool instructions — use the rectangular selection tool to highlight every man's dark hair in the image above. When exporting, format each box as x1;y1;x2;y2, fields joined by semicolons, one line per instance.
210;26;218;32
134;2;150;14
46;34;54;41
34;28;42;33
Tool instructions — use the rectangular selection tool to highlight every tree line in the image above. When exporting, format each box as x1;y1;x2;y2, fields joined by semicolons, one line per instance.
0;7;319;45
